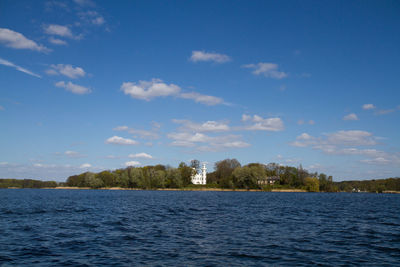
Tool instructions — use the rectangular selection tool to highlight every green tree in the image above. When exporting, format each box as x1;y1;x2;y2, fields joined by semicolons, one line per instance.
214;158;241;187
305;177;320;192
85;172;104;188
178;162;194;186
232;164;264;189
96;171;116;187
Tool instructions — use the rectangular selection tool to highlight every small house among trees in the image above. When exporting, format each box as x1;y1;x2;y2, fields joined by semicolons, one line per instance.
258;176;280;185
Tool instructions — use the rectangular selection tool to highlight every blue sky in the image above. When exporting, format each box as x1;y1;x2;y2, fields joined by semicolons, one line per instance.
1;0;399;181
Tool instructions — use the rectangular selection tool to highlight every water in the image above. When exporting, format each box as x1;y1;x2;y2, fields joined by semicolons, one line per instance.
0;190;399;266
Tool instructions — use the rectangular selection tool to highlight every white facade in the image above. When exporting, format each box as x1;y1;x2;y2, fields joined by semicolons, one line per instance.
191;163;207;185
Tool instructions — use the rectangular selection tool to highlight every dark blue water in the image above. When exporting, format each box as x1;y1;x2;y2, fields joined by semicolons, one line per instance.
0;190;399;266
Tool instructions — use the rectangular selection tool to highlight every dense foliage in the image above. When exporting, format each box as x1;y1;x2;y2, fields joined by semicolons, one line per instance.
335;178;400;193
66;163;194;189
64;159;338;192
2;159;399;193
0;179;57;188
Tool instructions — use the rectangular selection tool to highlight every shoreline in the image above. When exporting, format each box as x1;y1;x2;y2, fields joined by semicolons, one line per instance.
5;187;400;193
14;186;308;192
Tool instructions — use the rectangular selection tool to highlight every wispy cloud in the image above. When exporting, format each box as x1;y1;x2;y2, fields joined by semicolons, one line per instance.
73;0;95;7
291;130;378;149
0;28;50;52
243;62;287;79
78;11;105;26
362;103;376;110
80;163;92;169
0;57;41;78
172;119;230;132
48;37;67;45
375;108;398;115
128;153;153;159
43;24;82;40
290;130;379;157
343;113;359;121
105;136;138;146
113;125;160;140
64;150;85;158
55;81;91;94
179;92;223;106
46;64;86;79
125;161;140;167
189;50;231;63
362;103;399;115
241;114;284;131
168;132;250;152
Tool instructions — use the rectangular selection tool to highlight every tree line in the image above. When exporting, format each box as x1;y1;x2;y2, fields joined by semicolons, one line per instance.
0;178;57;188
64;159;337;192
1;159;399;192
335;178;400;193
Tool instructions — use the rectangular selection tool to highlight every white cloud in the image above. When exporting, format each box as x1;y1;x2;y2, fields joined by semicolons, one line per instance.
190;50;231;63
92;16;105;25
297;133;313;140
0;28;50;52
128;128;160;139
168;132;250;152
113;125;160;139
55;81;91;94
46;64;86;79
172;119;230;132
80;163;92;168
289;131;400;167
106;155;119;159
242;114;284;131
326;130;377;146
179;92;223;106
121;79;181;100
343;113;359;121
78;11;105;26
360;154;400;165
105;136;138;145
0;162;102;181
362;104;376;110
0;57;41;78
125;161;140;167
375;108;396;115
243;62;287;79
113;126;129;131
74;0;95;7
64;150;85;158
128;153;153;159
0;105;4;111
121;78;224;105
43;24;81;40
48;37;67;45
290;130;378;151
338;148;386;157
197;139;250;152
242;114;251;122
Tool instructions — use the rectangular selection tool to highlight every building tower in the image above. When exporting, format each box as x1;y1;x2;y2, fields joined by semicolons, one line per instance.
201;163;207;184
191;162;207;185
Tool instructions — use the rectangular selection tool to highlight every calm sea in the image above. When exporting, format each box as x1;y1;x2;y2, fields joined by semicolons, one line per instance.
0;189;399;266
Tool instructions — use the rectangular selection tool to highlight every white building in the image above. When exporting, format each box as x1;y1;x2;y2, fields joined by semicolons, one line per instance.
191;163;207;185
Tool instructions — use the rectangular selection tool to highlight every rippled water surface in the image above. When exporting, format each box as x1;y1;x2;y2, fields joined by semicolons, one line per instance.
1;189;400;266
